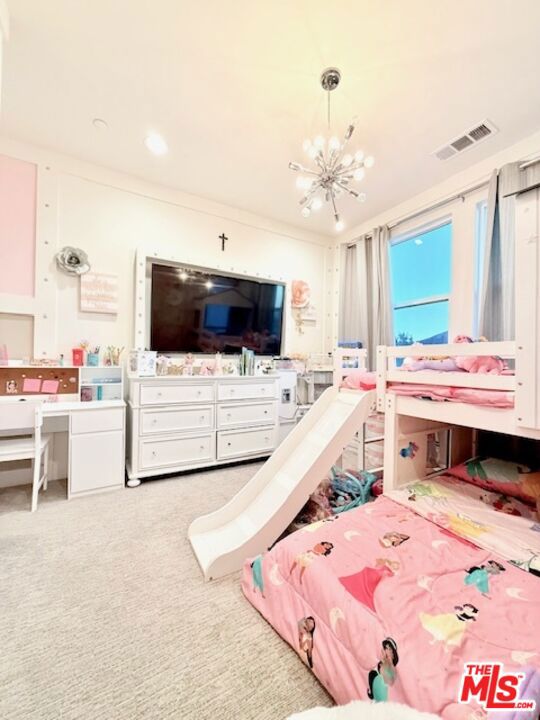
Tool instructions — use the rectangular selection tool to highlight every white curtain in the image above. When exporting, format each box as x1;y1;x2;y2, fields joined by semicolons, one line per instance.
479;163;521;340
338;225;393;369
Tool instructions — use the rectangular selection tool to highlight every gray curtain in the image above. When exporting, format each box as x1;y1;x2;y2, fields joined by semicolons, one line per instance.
479;163;521;340
338;225;393;369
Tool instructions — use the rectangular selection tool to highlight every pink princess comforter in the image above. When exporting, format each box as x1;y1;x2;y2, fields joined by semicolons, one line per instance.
242;496;540;719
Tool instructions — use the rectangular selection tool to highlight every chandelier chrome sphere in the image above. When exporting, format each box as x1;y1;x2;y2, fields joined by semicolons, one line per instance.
289;68;374;232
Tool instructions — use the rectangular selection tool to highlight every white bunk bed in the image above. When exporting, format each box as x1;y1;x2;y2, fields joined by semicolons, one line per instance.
332;346;368;387
378;185;540;491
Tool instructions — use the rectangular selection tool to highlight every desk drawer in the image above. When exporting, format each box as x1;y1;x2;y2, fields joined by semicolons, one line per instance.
217;380;277;402
71;407;124;435
141;406;214;435
140;433;215;470
217;427;275;460
140;383;214;405
217;402;276;429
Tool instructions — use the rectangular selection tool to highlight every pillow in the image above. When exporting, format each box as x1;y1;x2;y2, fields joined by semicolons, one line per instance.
446;456;540;506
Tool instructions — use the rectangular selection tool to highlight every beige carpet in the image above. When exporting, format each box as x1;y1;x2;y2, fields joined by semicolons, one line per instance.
0;464;331;720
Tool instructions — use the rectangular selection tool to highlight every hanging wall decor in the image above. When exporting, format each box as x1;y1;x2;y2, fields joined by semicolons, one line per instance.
80;271;119;314
55;246;91;275
291;279;316;333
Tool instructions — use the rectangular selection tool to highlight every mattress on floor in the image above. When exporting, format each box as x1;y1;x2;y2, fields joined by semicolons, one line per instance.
241;495;540;719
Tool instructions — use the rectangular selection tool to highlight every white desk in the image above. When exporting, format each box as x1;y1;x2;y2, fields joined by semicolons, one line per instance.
0;398;126;498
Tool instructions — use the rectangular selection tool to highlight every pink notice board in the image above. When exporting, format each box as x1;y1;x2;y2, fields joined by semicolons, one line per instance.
0;154;37;297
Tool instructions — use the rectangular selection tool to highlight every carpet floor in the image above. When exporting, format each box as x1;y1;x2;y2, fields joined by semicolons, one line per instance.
0;465;331;720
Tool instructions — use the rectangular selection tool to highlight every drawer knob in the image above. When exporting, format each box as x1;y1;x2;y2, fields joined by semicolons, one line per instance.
197;390;201;395
227;442;232;447
226;413;231;418
152;418;157;424
264;410;268;415
152;450;157;457
200;445;205;451
265;437;269;442
157;392;162;397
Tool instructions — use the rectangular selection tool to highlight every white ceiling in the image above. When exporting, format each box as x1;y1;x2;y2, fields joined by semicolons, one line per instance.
2;0;540;235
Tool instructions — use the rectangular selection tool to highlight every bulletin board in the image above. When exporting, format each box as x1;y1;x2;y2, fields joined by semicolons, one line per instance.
0;367;80;396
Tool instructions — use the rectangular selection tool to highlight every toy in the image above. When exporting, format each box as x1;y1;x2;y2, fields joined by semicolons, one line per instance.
183;353;194;376
453;335;505;374
400;442;419;459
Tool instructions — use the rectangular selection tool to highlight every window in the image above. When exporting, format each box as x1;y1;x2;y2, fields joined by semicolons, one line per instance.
473;199;488;337
389;222;452;347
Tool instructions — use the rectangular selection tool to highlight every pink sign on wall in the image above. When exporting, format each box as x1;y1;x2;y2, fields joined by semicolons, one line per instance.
0;154;37;297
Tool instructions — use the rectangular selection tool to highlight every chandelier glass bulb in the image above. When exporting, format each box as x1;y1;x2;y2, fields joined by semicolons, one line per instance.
353;167;365;182
328;136;341;152
313;135;325;149
312;197;323;211
301;206;311;218
364;155;375;168
354;149;365;163
341;154;353;167
335;219;345;232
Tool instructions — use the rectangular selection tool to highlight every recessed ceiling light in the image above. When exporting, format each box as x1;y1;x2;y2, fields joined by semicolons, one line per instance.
144;133;168;156
92;118;108;130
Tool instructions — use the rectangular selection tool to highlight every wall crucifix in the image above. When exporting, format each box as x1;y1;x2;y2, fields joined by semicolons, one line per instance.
219;232;228;251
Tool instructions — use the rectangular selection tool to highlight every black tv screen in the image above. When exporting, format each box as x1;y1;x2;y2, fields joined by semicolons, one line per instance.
150;264;285;355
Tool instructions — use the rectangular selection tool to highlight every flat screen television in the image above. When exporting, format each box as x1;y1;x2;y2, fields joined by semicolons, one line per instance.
150;264;285;355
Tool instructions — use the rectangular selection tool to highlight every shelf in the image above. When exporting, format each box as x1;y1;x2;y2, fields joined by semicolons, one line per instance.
80;381;122;386
364;435;384;444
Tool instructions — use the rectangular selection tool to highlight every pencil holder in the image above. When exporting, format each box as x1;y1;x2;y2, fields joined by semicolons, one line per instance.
86;353;99;367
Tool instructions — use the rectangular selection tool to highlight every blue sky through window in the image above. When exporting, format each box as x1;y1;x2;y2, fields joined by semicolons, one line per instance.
390;223;452;345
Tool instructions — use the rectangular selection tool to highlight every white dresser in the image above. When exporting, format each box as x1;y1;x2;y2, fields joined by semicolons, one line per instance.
126;374;280;481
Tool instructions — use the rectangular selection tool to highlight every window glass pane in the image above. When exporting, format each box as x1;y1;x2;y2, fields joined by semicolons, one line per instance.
390;223;452;305
394;301;449;346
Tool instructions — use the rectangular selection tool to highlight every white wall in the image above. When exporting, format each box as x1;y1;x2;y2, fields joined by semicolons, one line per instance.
0;136;334;361
330;129;540;347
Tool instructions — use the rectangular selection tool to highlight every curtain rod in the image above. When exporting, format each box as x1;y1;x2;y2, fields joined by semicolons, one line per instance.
387;179;488;230
520;154;540;170
346;148;540;248
347;178;488;247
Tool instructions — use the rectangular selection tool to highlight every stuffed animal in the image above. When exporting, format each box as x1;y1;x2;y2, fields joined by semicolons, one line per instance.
453;335;505;375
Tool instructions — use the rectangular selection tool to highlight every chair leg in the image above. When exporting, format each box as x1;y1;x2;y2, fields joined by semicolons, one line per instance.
43;444;49;491
31;456;40;513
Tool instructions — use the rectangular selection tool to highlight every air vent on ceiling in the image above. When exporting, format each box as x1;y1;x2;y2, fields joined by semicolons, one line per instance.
433;119;498;161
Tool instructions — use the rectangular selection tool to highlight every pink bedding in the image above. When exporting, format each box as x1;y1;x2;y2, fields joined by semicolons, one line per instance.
390;383;515;408
242;496;540;718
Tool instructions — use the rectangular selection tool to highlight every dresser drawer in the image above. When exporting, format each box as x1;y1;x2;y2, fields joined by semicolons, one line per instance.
140;383;214;406
217;380;278;402
140;405;214;435
140;433;215;470
70;407;124;435
217;402;276;430
217;427;275;460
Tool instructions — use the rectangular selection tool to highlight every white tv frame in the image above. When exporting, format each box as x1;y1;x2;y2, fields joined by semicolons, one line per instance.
133;249;287;354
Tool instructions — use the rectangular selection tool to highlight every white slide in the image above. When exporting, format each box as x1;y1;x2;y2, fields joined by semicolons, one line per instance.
189;387;375;580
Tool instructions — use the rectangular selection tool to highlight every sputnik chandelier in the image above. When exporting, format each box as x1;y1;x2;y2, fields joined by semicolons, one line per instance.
289;67;374;232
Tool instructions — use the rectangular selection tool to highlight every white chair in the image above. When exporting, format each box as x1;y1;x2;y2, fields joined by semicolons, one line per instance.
0;401;51;512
